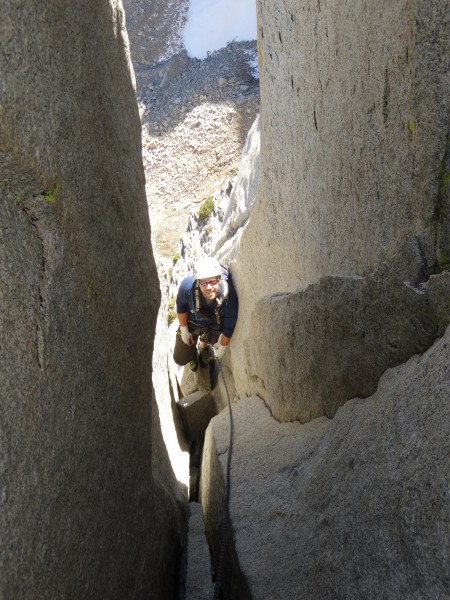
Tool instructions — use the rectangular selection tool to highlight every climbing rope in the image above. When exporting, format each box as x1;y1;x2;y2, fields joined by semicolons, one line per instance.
211;346;234;600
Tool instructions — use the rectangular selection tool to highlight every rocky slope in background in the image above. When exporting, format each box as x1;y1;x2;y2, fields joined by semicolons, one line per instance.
123;0;260;258
0;2;185;598
137;44;259;257
123;0;189;67
170;115;261;290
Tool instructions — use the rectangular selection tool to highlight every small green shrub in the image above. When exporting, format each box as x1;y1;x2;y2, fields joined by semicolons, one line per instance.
43;183;60;203
172;253;180;265
438;255;450;269
167;296;177;326
439;167;450;195
198;197;214;220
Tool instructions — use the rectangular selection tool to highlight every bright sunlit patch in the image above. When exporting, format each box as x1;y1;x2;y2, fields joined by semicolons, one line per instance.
183;0;257;60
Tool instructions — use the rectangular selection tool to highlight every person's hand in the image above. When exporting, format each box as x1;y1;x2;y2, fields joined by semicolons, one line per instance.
180;325;194;346
213;342;226;360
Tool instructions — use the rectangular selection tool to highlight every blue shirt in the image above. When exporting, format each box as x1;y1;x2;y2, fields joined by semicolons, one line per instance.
176;276;238;338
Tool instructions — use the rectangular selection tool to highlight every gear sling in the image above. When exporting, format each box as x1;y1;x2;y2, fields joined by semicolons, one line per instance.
189;265;230;342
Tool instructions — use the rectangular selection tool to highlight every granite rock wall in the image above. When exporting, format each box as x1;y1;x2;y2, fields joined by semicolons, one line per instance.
202;327;450;599
231;0;450;420
0;2;185;598
200;1;450;597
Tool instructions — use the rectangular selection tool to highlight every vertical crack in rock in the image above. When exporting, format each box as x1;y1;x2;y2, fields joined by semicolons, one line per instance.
18;193;58;371
383;68;390;124
436;133;450;270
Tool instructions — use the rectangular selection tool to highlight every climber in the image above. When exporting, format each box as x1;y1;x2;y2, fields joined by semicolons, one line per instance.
173;256;238;371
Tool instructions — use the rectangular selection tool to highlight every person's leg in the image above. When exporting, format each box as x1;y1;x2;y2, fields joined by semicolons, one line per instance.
173;329;197;365
198;330;221;367
197;333;210;368
198;344;211;368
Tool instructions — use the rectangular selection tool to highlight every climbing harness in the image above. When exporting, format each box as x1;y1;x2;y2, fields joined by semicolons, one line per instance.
211;345;234;600
193;278;229;329
192;263;230;330
187;263;234;351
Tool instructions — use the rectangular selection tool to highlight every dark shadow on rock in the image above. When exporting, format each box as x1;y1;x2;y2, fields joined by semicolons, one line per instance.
1;3;186;598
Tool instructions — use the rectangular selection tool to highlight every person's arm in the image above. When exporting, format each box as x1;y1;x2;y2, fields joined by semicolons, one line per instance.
215;286;238;358
221;284;238;339
217;333;230;346
176;277;195;345
214;333;229;359
177;312;188;327
177;312;194;345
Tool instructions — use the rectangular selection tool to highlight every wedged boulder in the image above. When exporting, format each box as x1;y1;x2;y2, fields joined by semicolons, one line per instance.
244;238;450;422
177;389;216;442
177;364;199;397
201;325;450;599
177;362;213;396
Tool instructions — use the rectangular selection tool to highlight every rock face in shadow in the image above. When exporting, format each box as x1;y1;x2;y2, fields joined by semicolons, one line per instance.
0;2;185;599
185;503;214;600
202;327;450;599
231;0;450;421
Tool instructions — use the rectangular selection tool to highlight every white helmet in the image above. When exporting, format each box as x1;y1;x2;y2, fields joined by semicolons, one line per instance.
195;257;222;280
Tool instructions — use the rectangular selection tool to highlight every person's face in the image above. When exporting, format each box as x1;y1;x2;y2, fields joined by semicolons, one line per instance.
198;276;221;301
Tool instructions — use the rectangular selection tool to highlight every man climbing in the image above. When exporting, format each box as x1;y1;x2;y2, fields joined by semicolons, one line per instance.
173;257;238;371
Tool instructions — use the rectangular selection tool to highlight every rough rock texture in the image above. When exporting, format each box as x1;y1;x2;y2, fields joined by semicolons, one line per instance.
248;244;450;422
122;0;189;67
231;0;450;419
201;327;450;599
214;116;261;264
0;2;185;598
192;1;450;596
246;0;450;294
